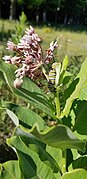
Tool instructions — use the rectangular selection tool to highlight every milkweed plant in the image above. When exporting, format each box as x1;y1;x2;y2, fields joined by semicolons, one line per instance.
0;26;87;179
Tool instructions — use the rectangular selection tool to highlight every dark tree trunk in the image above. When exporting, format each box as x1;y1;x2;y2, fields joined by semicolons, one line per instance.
9;0;16;20
43;11;46;22
64;14;68;25
0;1;1;18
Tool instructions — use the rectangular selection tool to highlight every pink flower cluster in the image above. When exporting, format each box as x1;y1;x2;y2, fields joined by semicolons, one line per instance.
3;26;58;88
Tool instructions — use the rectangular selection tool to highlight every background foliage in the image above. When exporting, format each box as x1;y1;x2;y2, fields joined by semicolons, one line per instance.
0;0;87;25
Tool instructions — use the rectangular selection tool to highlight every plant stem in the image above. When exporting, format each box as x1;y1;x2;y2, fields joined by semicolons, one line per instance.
55;89;60;118
62;150;67;174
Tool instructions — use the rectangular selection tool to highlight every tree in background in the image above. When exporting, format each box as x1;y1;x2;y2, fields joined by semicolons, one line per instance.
9;0;16;20
61;0;87;25
0;0;87;25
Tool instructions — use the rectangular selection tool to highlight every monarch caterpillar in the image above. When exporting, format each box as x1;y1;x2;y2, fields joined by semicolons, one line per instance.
48;62;61;92
48;69;56;92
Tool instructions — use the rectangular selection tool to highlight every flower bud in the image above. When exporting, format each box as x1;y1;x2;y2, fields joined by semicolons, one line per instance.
13;78;23;88
6;41;16;51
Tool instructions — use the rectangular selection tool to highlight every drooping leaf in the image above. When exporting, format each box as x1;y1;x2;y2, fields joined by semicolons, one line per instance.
61;57;87;117
0;60;55;118
15;124;86;152
0;160;21;179
62;169;87;179
7;136;60;179
73;100;87;135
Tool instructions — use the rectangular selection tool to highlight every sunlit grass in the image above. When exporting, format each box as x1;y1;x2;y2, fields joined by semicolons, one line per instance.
36;26;87;58
0;20;87;58
0;19;16;31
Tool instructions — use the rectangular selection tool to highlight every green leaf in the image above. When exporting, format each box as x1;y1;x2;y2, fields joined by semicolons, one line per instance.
61;57;87;117
62;71;72;86
62;169;87;179
6;108;19;126
79;84;87;100
20;136;60;173
72;156;87;170
15;124;86;152
0;160;21;179
5;103;45;130
63;78;79;102
0;60;55;118
73;100;87;134
7;136;60;179
59;55;69;84
17;150;39;179
61;55;69;72
46;145;62;166
15;106;45;130
0;71;5;82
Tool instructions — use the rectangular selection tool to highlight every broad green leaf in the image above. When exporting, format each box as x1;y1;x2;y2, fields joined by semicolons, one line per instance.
62;169;87;179
61;57;87;117
73;100;87;134
0;60;55;118
72;156;87;170
15;124;86;152
20;136;60;173
15;106;45;130
17;151;39;179
7;136;60;179
5;103;45;130
0;160;21;179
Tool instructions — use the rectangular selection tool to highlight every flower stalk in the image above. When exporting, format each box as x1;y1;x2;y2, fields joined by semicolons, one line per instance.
3;26;58;88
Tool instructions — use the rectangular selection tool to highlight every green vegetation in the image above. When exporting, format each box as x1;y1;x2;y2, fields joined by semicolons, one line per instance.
0;27;87;177
0;19;87;165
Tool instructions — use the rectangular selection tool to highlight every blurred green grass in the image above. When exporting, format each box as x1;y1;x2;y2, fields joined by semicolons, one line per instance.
35;26;87;58
0;20;87;58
